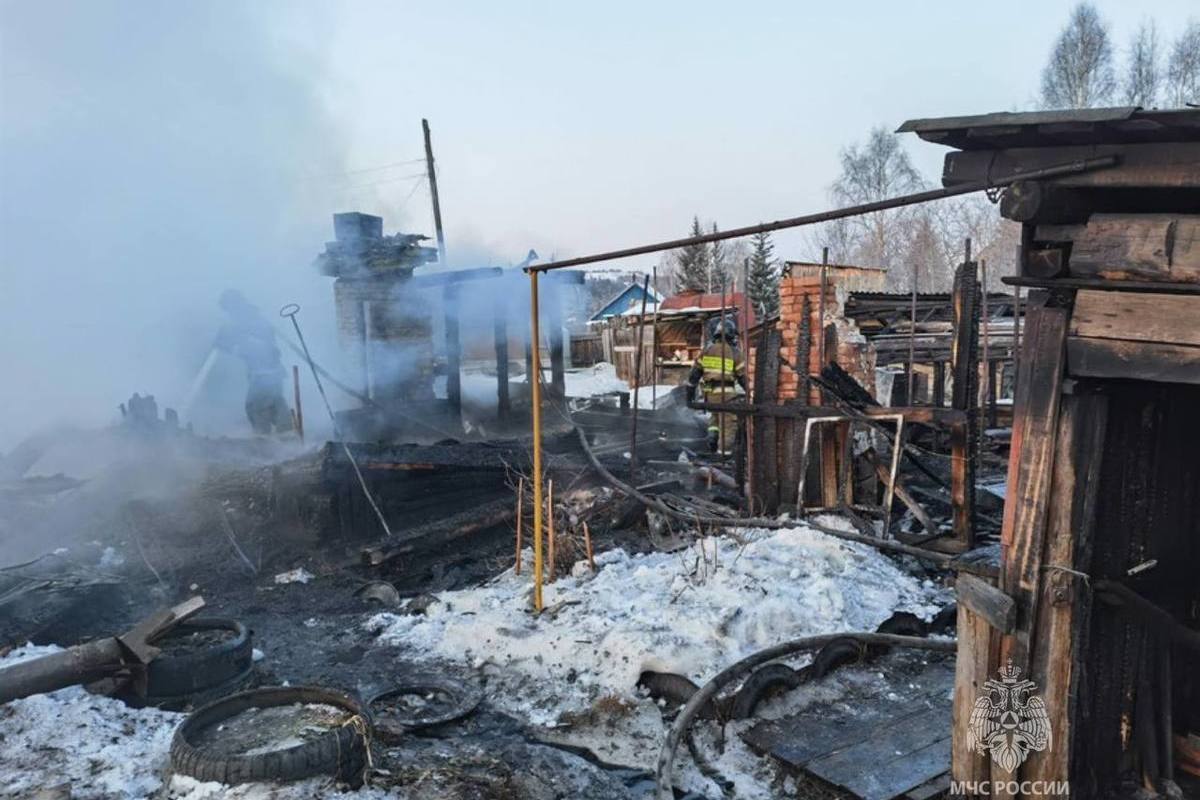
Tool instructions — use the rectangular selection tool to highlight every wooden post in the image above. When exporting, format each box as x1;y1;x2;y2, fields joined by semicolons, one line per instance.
933;361;946;407
514;477;524;575
422;118;446;265
583;521;595;571
990;291;1071;795
444;283;461;420
547;277;565;398
1020;392;1107;789
494;298;510;420
949;244;980;551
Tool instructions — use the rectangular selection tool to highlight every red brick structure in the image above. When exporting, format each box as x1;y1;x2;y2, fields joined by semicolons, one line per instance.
775;275;876;402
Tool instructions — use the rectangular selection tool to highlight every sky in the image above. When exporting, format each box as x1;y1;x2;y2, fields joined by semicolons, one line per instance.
0;0;1196;447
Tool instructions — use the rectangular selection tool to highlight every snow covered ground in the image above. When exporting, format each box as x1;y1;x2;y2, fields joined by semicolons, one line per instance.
0;521;948;799
366;520;949;796
369;521;944;723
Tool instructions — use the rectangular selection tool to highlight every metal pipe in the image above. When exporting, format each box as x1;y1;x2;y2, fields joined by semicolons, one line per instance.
529;272;545;612
526;156;1117;274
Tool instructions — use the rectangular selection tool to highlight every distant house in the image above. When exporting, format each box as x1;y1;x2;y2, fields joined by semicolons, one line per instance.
588;282;664;323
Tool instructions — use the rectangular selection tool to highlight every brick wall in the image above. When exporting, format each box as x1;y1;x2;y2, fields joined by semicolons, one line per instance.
772;275;875;402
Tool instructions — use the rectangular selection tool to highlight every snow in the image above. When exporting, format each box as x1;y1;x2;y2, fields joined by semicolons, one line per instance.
273;567;314;585
0;644;181;800
367;521;947;728
0;646;396;800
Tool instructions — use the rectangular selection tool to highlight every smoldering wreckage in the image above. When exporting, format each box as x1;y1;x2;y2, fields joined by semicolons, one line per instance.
2;108;1199;800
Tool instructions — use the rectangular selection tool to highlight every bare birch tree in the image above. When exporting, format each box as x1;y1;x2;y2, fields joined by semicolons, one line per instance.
829;126;924;273
1124;20;1162;106
1040;3;1117;109
1166;20;1200;107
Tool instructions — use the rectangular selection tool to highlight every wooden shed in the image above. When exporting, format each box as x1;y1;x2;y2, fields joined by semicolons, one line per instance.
900;107;1200;798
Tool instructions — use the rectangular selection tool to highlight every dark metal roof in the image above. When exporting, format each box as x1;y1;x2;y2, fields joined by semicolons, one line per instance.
897;107;1200;150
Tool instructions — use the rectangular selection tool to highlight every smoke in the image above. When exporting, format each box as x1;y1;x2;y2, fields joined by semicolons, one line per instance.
0;2;348;450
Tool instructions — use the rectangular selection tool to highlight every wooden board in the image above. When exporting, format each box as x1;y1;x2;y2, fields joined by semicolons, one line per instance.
745;656;954;800
952;602;998;787
1068;214;1200;283
955;572;1016;634
1020;393;1108;788
1067;337;1200;385
1070;290;1200;347
993;292;1070;796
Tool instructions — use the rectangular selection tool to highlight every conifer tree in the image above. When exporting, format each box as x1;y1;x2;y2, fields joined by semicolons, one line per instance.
746;230;779;319
671;216;710;293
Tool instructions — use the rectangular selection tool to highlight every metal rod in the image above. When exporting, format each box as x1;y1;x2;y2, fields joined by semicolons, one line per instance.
528;272;544;612
630;273;651;478
422;118;447;264
526;156;1117;274
719;271;728;455
907;252;918;403
292;365;304;443
1012;285;1022;395
979;258;991;435
651;266;660;410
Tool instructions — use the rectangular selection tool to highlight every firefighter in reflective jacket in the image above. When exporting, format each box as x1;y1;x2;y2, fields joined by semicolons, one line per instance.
687;317;748;453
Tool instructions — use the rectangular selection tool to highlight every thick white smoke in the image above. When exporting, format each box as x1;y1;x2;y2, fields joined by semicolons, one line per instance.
0;2;350;448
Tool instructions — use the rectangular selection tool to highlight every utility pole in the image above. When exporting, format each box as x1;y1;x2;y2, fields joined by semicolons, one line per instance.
422;118;447;265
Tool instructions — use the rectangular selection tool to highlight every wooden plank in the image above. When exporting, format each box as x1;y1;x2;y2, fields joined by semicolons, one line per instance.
1068;214;1200;283
956;572;1016;634
1070;290;1200;347
806;704;950;800
1067;337;1200;385
992;292;1070;796
952;604;997;787
1021;393;1108;789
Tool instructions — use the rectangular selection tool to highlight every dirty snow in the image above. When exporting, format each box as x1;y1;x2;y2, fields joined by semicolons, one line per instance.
367;522;947;727
0;647;384;800
0;644;180;799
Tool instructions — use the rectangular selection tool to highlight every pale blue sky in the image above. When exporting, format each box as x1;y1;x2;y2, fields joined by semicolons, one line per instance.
315;0;1199;266
1;0;1196;443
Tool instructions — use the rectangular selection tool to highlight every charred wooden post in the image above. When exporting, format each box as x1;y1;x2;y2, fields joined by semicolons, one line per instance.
494;298;510;420
443;283;462;419
547;277;566;398
948;248;980;552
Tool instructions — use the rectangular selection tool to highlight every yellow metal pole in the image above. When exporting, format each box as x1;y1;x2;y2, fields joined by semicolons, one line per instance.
529;271;545;612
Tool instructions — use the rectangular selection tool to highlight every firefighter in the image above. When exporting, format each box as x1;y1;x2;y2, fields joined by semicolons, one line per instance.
214;290;293;435
687;316;748;453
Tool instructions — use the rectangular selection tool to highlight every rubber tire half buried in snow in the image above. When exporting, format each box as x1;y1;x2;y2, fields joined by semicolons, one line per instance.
146;617;252;699
170;686;370;787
